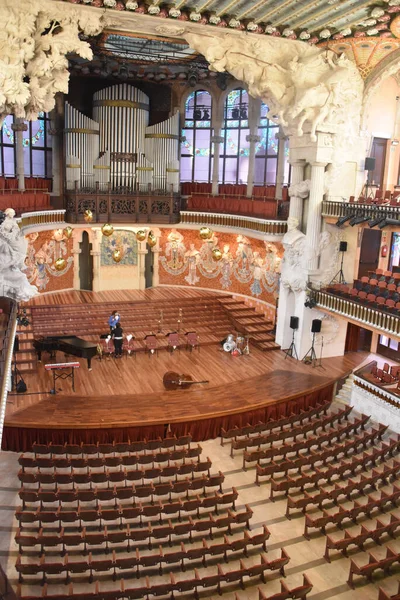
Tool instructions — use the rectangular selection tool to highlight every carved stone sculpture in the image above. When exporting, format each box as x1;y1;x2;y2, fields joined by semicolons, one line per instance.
185;32;364;142
0;0;105;123
0;209;38;301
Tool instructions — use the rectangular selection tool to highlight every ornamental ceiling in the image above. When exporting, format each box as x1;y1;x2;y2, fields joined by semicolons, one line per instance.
56;0;400;83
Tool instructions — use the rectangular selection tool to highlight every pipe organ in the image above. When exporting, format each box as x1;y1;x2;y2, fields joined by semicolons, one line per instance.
65;102;100;190
64;84;179;193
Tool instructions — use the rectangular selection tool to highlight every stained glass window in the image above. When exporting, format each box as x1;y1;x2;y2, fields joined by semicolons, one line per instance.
254;103;280;185
0;112;52;178
180;90;212;183
220;89;250;184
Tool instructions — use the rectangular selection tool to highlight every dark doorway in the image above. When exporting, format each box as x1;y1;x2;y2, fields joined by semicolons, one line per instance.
357;229;381;279
377;334;400;361
144;244;154;288
79;231;93;291
345;323;372;353
370;137;387;189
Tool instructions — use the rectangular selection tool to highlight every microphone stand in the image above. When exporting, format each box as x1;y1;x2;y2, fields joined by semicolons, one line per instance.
318;336;326;370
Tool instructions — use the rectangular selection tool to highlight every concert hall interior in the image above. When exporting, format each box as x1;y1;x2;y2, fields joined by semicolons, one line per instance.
3;1;400;599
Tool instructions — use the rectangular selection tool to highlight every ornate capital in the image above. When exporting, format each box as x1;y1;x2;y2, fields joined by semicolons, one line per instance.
11;122;28;132
246;134;261;143
211;135;224;144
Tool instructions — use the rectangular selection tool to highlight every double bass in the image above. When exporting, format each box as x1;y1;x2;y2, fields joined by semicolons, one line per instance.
163;371;209;391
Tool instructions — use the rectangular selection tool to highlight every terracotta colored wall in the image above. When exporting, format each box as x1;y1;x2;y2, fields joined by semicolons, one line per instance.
24;230;74;293
158;228;283;313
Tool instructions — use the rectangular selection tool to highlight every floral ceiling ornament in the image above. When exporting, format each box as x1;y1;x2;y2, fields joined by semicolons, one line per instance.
0;0;105;124
126;1;138;9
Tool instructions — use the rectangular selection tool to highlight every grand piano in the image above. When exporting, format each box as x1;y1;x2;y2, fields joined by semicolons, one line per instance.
33;336;98;370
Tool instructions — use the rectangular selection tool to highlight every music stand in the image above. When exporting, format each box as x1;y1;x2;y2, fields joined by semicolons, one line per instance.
284;329;298;360
318;336;326;370
302;333;318;368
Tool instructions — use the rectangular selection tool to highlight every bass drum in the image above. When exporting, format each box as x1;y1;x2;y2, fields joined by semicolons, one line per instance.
223;341;236;353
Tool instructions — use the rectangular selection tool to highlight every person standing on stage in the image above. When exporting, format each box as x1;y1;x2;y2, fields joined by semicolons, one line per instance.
108;310;120;333
112;322;124;358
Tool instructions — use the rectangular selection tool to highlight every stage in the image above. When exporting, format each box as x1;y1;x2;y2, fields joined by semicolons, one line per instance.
3;289;368;451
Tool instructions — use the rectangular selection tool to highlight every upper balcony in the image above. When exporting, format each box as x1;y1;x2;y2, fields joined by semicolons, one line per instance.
322;196;400;224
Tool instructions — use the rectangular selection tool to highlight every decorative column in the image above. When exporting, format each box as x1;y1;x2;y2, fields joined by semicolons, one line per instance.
138;241;147;290
11;118;27;191
306;161;327;271
90;229;102;292
275;127;287;200
211;130;224;196
288;160;306;228
246;134;261;197
72;232;81;290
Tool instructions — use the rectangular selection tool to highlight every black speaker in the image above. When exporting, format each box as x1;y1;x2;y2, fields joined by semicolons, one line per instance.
365;157;376;172
16;379;27;394
13;335;19;353
290;316;299;330
339;241;347;252
311;319;322;333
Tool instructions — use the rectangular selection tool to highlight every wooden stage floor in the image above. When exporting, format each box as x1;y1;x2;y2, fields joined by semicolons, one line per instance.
4;288;368;449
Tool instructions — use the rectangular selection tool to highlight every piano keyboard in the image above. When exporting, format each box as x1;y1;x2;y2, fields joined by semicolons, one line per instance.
44;362;80;371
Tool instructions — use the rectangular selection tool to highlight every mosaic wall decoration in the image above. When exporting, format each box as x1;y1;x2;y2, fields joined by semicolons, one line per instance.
159;228;283;306
25;230;74;292
101;230;138;266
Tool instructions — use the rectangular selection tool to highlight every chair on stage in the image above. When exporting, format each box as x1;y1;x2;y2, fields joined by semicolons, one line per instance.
144;334;158;357
167;332;180;353
123;334;136;359
100;336;113;360
186;331;199;352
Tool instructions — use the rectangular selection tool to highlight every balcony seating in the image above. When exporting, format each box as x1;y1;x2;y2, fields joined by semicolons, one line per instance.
326;269;400;313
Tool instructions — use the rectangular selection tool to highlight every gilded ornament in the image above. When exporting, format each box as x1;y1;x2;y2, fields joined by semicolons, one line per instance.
53;229;64;242
212;247;223;261
112;248;123;263
102;223;114;237
199;226;213;240
63;226;73;239
136;229;147;241
84;209;93;223
147;231;157;247
54;257;66;271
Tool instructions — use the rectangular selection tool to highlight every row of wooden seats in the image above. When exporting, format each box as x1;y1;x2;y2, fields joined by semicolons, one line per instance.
16;505;253;541
348;546;400;589
257;429;398;486
231;406;352;456
257;574;312;600
341;289;400;312
16;489;239;528
30;437;193;457
19;472;225;509
244;414;374;469
16;505;254;555
379;582;400;600
16;527;270;583
18;458;212;487
324;513;400;562
220;400;331;444
304;481;400;539
366;368;400;388
16;550;290;600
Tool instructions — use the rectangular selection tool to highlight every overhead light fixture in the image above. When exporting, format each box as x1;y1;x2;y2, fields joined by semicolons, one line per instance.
391;139;399;146
335;215;354;227
349;215;369;226
379;218;400;229
231;107;240;120
202;109;210;120
193;108;202;120
368;216;386;228
239;106;247;119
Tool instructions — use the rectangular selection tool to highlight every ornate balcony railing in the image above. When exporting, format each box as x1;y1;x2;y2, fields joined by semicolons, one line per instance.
0;301;17;452
314;289;400;336
66;190;181;224
180;211;288;236
18;210;66;234
322;199;400;220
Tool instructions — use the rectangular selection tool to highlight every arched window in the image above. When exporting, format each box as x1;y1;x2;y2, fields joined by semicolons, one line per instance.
220;88;250;184
0;112;52;177
180;90;212;183
254;103;279;185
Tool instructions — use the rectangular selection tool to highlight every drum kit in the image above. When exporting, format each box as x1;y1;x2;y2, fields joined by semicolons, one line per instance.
222;334;250;356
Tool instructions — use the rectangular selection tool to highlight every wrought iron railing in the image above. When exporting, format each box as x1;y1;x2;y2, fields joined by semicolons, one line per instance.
322;199;400;220
314;289;400;336
180;211;287;236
